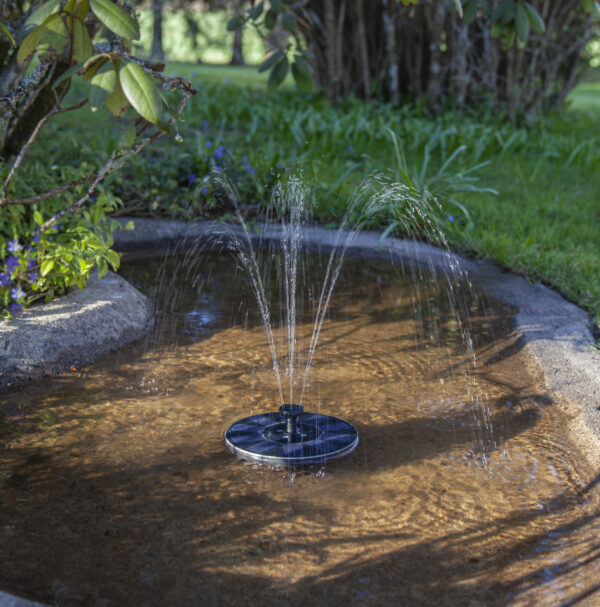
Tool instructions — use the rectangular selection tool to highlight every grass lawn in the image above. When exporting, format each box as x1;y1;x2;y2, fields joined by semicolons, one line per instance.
33;62;600;327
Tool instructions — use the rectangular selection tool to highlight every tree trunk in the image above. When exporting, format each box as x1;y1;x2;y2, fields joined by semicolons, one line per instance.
381;0;399;100
2;60;71;158
230;25;244;65
151;0;165;62
229;0;245;65
324;0;339;102
354;0;370;98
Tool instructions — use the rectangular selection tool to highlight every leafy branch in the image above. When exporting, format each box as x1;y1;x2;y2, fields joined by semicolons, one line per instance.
0;0;197;317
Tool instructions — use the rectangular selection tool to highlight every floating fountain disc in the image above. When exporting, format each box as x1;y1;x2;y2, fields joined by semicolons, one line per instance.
224;404;359;466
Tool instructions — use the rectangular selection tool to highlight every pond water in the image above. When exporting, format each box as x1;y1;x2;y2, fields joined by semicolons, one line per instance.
0;253;598;606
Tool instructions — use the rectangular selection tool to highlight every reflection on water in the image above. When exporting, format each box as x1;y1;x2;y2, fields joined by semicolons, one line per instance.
0;254;598;607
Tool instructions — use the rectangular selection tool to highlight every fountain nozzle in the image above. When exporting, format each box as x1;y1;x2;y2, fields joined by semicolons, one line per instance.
280;404;304;440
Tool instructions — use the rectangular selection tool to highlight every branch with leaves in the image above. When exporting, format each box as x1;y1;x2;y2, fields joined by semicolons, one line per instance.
0;0;196;317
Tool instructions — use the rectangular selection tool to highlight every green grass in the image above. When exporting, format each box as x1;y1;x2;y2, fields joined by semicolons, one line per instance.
30;63;600;327
162;62;294;89
567;82;600;111
135;9;266;65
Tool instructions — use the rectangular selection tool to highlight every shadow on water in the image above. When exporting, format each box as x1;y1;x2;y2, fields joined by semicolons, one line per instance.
0;436;599;606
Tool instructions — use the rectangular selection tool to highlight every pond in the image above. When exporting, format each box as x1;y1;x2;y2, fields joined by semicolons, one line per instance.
0;252;598;606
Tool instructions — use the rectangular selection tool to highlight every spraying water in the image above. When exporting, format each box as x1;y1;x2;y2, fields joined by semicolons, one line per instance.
215;175;496;465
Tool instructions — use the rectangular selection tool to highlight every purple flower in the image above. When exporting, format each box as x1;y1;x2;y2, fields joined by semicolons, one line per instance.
5;256;19;273
187;173;196;186
205;141;212;148
214;145;225;160
214;165;222;172
7;240;22;253
29;271;39;283
10;285;25;300
224;78;231;84
201;187;208;195
32;235;41;244
90;193;97;203
115;186;122;194
8;302;22;313
0;272;10;287
27;259;37;270
202;121;209;129
447;215;454;223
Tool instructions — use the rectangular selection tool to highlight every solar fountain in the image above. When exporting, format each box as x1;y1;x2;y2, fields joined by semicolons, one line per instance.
221;180;368;466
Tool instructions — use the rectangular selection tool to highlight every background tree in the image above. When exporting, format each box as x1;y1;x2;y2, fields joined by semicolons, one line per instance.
151;0;164;60
229;0;245;65
242;0;598;115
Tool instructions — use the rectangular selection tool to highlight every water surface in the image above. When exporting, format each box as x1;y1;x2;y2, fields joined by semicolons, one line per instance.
0;253;598;606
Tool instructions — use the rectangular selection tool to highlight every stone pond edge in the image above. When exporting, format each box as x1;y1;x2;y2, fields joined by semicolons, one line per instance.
0;270;153;389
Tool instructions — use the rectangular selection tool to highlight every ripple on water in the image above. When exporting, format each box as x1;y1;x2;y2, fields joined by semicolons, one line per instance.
0;253;598;606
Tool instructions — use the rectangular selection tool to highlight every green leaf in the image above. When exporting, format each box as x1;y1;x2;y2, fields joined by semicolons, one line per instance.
82;54;108;80
0;22;16;47
33;210;44;226
258;49;284;73
89;60;116;111
89;0;140;40
17;24;45;63
106;249;121;268
501;0;515;24
249;1;264;20
97;258;108;278
41;259;55;277
75;0;90;20
452;0;463;18
523;2;545;33
72;19;93;62
226;16;240;31
156;119;176;137
267;56;289;91
118;124;136;149
463;1;478;25
119;62;163;124
124;220;135;230
515;2;530;41
19;0;60;40
37;13;69;61
265;8;277;30
291;55;314;92
105;78;129;117
281;12;296;31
